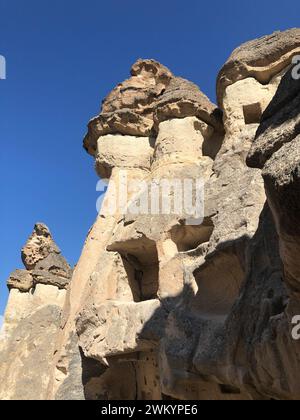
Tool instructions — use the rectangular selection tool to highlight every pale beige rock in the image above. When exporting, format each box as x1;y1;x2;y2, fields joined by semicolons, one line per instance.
72;49;276;400
0;305;63;400
4;29;300;401
96;134;154;178
217;28;300;106
0;223;72;400
84;59;173;156
222;76;281;133
151;116;213;170
77;299;163;363
47;166;151;400
0;289;33;341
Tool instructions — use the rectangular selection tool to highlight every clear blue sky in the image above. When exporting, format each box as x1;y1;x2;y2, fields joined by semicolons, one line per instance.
0;0;299;316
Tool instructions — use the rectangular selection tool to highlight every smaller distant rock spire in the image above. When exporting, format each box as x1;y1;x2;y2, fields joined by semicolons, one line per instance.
7;223;72;292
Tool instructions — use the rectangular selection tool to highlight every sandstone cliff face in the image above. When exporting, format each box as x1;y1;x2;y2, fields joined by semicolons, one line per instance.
0;224;72;400
2;29;300;400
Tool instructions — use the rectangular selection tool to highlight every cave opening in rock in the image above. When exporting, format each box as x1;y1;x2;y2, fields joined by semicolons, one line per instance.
243;102;263;125
170;220;214;253
108;237;159;301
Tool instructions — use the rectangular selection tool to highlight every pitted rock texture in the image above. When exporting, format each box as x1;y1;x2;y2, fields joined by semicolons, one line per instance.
83;59;223;158
154;77;223;131
3;28;300;401
83;59;173;156
21;223;60;270
248;66;300;298
7;269;33;292
217;28;300;106
0;223;72;400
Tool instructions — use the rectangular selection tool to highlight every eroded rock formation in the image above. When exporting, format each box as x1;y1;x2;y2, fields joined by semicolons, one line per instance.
0;224;72;400
2;28;300;400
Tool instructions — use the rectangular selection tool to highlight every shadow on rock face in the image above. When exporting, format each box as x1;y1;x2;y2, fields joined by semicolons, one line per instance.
247;65;300;169
75;203;300;400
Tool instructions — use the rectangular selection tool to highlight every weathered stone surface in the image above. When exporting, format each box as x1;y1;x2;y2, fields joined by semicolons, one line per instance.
7;269;33;292
77;300;166;364
4;29;300;401
102;59;173;114
217;28;300;106
262;136;300;294
247;67;300;168
247;65;300;299
60;40;300;400
154;77;223;132
83;59;223;159
95;134;154;178
83;59;173;156
0;223;73;400
32;252;73;289
21;223;61;270
0;306;62;400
